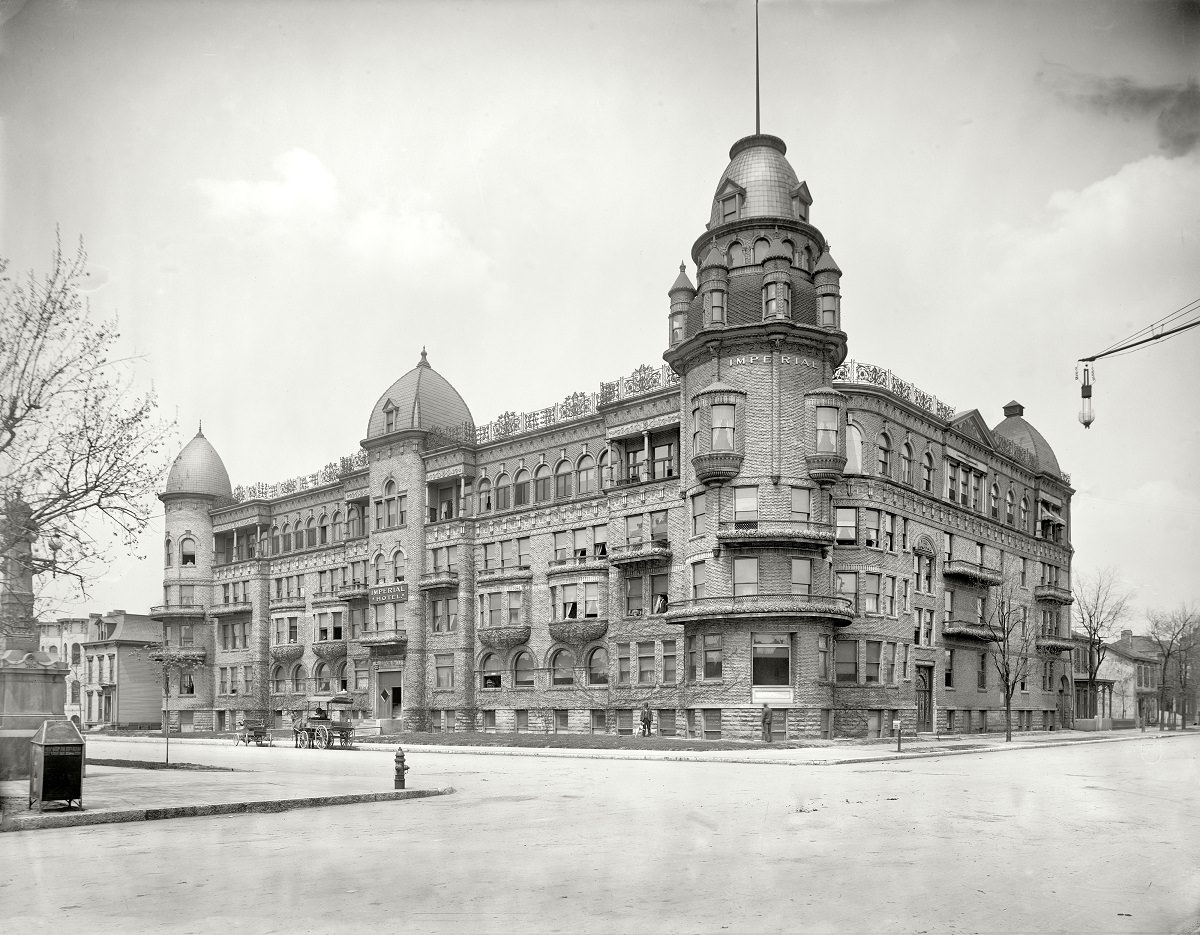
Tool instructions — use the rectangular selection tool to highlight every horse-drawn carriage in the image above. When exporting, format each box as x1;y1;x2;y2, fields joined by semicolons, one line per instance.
234;714;274;747
292;692;356;749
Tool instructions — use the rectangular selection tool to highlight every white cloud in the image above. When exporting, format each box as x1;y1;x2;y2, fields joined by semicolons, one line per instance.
193;150;497;287
195;149;339;222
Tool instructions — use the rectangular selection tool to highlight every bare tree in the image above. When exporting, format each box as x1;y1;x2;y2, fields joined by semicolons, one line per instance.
137;642;206;764
1072;568;1132;719
0;238;173;604
1148;605;1199;730
985;578;1041;742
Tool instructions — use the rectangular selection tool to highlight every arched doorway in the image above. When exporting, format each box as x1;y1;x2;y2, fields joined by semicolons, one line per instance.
915;666;933;732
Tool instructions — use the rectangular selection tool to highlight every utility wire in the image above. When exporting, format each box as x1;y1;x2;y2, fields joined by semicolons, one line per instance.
1082;299;1200;363
1094;295;1200;356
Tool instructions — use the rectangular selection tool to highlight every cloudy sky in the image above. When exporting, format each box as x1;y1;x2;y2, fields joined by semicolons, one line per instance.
2;0;1198;627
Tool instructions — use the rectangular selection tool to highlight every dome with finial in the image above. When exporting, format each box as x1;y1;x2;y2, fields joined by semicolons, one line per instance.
992;401;1062;476
164;428;233;498
365;348;475;439
708;134;806;229
669;262;695;296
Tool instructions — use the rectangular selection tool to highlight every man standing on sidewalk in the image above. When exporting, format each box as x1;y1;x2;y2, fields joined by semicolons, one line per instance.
761;703;773;742
640;703;652;737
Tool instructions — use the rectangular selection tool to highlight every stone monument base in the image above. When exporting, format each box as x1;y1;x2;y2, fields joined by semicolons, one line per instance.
0;650;68;779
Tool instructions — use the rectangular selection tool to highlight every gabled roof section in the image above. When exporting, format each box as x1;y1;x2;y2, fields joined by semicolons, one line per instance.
791;181;812;206
949;409;995;448
714;177;747;200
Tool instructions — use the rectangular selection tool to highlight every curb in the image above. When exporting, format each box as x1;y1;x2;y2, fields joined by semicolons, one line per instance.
2;786;454;833
87;728;1197;768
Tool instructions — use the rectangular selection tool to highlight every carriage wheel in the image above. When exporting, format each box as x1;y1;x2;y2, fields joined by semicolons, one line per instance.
314;726;330;749
338;732;352;749
297;730;309;749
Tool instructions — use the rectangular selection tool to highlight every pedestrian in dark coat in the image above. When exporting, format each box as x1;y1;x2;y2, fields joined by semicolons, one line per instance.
640;702;652;737
761;703;773;742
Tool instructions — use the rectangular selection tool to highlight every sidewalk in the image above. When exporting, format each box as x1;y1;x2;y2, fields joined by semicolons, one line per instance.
83;723;1199;766
3;727;1189;833
0;761;451;833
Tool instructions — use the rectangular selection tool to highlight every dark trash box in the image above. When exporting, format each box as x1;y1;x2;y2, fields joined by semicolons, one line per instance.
28;719;85;811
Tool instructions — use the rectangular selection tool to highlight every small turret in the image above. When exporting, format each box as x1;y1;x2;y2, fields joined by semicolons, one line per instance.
668;262;696;348
814;249;842;329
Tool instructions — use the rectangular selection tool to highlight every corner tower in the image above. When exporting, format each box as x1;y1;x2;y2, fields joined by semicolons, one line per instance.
156;427;232;731
662;133;855;733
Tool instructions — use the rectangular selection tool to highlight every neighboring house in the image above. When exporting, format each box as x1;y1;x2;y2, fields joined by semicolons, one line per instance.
37;616;90;727
1100;635;1159;726
81;610;163;729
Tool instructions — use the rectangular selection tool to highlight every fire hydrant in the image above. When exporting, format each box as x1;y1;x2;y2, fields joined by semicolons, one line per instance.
394;746;410;789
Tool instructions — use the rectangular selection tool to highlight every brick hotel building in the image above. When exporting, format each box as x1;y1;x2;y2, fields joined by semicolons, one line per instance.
156;131;1075;738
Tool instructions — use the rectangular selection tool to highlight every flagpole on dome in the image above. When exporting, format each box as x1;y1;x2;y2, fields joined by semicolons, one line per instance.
755;0;761;135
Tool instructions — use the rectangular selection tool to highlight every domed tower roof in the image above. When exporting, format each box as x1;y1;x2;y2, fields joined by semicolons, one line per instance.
365;349;474;439
992;401;1062;476
708;134;804;228
164;428;232;498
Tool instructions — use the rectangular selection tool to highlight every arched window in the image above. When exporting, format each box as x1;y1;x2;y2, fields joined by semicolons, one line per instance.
165;538;173;567
494;473;511;511
901;443;914;485
921;453;934;492
347;505;361;538
845;425;864;474
877;433;892;476
477;477;492;514
180;537;196;565
259;535;269;556
70;680;80;704
763;281;789;319
290;664;307;694
726;241;743;267
271;526;281;555
335;661;348;692
513;651;535;688
551;649;575;686
513;469;530;508
598;450;610;489
804;245;815;270
382;479;399;527
533;464;551;503
587;647;609;685
305;518;316;549
314;662;331;693
1020;497;1029;530
782;238;798;268
331;511;343;542
373;554;385;584
391;549;406;582
272;665;284;693
71;644;81;665
554;460;572;499
481;654;501;689
318;514;329;545
281;524;292;552
1005;490;1015;525
576;455;596;495
989;484;1000;518
753;237;770;264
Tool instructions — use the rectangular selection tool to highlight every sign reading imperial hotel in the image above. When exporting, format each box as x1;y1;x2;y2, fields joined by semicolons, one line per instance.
156;132;1075;739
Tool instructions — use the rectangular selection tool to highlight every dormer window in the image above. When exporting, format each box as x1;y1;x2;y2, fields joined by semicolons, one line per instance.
791;182;812;222
721;194;739;223
383;404;396;433
763;281;789;319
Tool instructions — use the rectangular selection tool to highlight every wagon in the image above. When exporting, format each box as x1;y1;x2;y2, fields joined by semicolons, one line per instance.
292;692;356;750
234;717;274;747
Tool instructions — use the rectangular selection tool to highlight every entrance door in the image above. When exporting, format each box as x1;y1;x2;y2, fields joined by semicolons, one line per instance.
376;671;404;719
916;666;933;732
